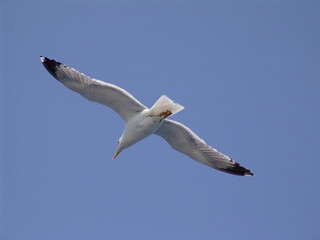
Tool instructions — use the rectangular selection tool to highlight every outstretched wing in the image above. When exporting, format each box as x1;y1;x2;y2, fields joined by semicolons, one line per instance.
155;119;253;176
40;56;147;122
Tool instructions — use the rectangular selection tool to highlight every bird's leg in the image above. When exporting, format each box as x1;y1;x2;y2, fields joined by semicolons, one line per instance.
159;110;172;119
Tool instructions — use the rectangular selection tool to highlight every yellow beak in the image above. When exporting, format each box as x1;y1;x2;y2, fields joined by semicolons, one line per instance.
113;149;121;160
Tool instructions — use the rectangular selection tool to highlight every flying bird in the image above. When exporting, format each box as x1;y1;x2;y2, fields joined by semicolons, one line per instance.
40;56;253;176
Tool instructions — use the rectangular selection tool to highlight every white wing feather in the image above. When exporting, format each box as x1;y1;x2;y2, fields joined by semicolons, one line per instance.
40;57;146;122
155;119;253;176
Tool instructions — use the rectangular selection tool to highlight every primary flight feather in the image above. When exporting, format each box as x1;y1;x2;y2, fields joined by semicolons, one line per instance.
40;56;253;176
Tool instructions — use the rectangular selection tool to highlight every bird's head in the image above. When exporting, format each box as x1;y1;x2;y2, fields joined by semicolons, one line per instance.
113;138;123;159
113;124;144;159
113;135;131;159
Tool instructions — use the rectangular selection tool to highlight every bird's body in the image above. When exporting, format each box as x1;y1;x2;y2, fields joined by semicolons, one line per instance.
119;95;185;152
40;56;253;176
121;109;163;148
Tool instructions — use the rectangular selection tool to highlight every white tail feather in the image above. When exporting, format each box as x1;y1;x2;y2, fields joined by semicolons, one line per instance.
149;95;184;117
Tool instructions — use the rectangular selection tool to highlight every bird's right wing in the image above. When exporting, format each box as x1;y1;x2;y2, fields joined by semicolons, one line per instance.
40;57;147;122
155;119;253;176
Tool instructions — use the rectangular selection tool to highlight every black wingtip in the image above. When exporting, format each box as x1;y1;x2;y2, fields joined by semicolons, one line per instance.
40;56;62;78
218;162;254;176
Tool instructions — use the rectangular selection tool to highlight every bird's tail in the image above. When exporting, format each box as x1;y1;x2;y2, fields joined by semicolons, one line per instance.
149;95;184;118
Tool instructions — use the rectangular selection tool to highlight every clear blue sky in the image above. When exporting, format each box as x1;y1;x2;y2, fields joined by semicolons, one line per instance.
1;1;320;239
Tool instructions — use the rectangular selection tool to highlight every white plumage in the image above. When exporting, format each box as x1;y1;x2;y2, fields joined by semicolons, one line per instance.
40;56;253;176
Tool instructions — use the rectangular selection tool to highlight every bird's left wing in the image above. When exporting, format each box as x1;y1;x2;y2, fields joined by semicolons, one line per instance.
40;56;147;122
155;119;253;176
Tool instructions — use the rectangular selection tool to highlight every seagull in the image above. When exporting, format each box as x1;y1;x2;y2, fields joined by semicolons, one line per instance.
40;56;253;176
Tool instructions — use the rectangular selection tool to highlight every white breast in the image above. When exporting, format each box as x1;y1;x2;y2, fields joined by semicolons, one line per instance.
121;109;164;149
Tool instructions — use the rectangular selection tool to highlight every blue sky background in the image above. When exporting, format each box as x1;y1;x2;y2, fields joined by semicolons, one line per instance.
1;1;320;239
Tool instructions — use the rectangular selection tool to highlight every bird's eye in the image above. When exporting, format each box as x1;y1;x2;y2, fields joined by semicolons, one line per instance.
117;141;119;144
